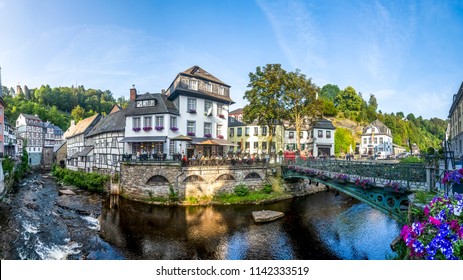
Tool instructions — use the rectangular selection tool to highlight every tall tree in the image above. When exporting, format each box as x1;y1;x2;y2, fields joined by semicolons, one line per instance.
283;69;322;151
243;64;287;155
319;84;340;102
71;105;85;123
334;86;363;112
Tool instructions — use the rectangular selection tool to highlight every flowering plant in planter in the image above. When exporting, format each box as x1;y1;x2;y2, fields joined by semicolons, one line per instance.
304;169;316;176
400;193;463;259
442;169;463;184
187;132;195;136
132;127;141;132
217;135;224;139
170;127;178;132
188;109;196;114
143;126;152;131
155;126;164;131
355;178;374;189
317;171;328;180
385;181;408;193
218;114;225;119
288;165;295;170
334;173;349;183
204;133;212;138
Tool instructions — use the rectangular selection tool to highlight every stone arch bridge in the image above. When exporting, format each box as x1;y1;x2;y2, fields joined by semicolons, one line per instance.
120;162;271;201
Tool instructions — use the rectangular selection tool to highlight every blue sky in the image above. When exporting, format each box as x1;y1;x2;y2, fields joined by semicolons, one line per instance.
0;0;462;119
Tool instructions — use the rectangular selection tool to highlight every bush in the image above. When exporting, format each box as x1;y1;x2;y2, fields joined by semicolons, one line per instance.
262;184;273;194
52;166;109;193
400;156;424;163
234;184;249;197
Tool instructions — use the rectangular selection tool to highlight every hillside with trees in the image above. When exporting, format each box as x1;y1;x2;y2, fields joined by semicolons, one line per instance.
243;64;448;155
1;85;128;130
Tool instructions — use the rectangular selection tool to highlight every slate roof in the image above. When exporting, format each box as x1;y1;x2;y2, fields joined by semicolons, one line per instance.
228;117;247;127
21;113;42;121
312;119;336;130
229;108;244;115
63;114;101;139
363;119;391;136
87;109;126;137
166;66;234;104
124;93;179;116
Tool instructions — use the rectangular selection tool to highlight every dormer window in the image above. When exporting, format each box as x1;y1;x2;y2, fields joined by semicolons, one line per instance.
189;79;198;90
136;99;156;108
218;86;224;95
206;83;212;92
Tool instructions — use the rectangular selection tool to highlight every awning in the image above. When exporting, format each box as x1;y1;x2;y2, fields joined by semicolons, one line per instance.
119;136;167;143
170;134;192;141
70;151;80;159
195;138;238;146
77;146;94;156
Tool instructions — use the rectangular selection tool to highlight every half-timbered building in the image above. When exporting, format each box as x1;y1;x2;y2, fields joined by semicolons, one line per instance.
86;105;125;174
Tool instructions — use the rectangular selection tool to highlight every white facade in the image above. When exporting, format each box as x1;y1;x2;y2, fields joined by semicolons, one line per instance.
307;120;336;157
360;120;393;157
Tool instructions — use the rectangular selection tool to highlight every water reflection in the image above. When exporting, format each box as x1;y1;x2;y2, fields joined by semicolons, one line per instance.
99;191;400;260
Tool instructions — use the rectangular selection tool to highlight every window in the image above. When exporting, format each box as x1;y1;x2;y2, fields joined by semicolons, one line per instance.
204;100;213;114
204;122;212;136
289;132;294;139
238;115;243;122
237;128;242;137
363;138;367;144
217;124;223;137
206;83;212;92
217;104;223;116
261;126;267;136
374;137;378;144
262;142;267;151
144;116;152;128
318;130;323;138
187;98;196;112
253;142;258;149
218;86;224;95
326;131;331;138
189;79;198;90
155;116;164;128
254;127;258;136
245;127;250;136
169;141;175;155
133;117;141;129
229;128;234;137
272;127;276;136
170;116;177;129
379;137;383;144
187;121;196;135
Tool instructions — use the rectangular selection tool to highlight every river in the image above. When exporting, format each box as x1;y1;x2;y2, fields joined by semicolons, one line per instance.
0;173;401;260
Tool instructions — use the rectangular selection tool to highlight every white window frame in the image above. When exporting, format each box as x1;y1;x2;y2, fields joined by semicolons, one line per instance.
187;121;196;134
144;116;152;128
155;116;164;128
170;116;177;129
133;117;141;129
187;98;197;112
189;79;198;90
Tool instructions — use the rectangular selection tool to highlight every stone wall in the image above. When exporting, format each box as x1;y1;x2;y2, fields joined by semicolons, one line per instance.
120;162;270;200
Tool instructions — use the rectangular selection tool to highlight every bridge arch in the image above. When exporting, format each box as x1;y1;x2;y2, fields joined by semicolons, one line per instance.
183;175;205;182
244;172;262;180
146;175;170;185
215;174;235;181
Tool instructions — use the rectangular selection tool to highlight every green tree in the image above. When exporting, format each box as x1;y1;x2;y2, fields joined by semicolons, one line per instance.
283;69;323;151
322;99;338;117
334;86;363;112
243;64;287;154
334;127;355;156
319;84;340;102
71;105;85;122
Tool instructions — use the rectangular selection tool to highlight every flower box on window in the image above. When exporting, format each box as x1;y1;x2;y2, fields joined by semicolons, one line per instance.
187;132;195;136
143;126;152;132
217;135;224;139
204;133;212;138
170;127;178;132
218;114;225;119
188;109;196;114
133;127;141;132
155;126;164;131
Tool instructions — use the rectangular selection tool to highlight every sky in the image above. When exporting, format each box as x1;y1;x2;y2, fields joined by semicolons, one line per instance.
0;0;462;120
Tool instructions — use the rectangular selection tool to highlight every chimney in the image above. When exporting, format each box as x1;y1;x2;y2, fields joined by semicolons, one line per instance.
130;84;137;101
70;120;75;127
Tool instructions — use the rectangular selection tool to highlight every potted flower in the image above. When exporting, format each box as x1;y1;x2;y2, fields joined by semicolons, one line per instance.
204;133;212;138
355;178;374;189
170;127;178;132
304;169;316;176
317;171;328;180
442;169;463;194
155;126;164;131
188;109;196;114
143;126;152;132
218;114;225;119
384;181;408;193
133;127;141;132
187;132;195;137
217;135;224;139
399;193;463;259
334;173;349;184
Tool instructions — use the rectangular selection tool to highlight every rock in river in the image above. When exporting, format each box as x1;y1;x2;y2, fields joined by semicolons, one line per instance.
252;210;284;223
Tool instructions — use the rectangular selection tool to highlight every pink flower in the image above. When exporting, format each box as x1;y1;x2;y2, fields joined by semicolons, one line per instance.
429;216;441;226
424;206;430;216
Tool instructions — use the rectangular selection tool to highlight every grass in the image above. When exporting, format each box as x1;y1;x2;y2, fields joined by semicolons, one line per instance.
413;190;437;205
214;191;285;204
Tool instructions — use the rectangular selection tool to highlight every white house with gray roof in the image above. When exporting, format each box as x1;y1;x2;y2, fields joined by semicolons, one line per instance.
307;119;336;157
